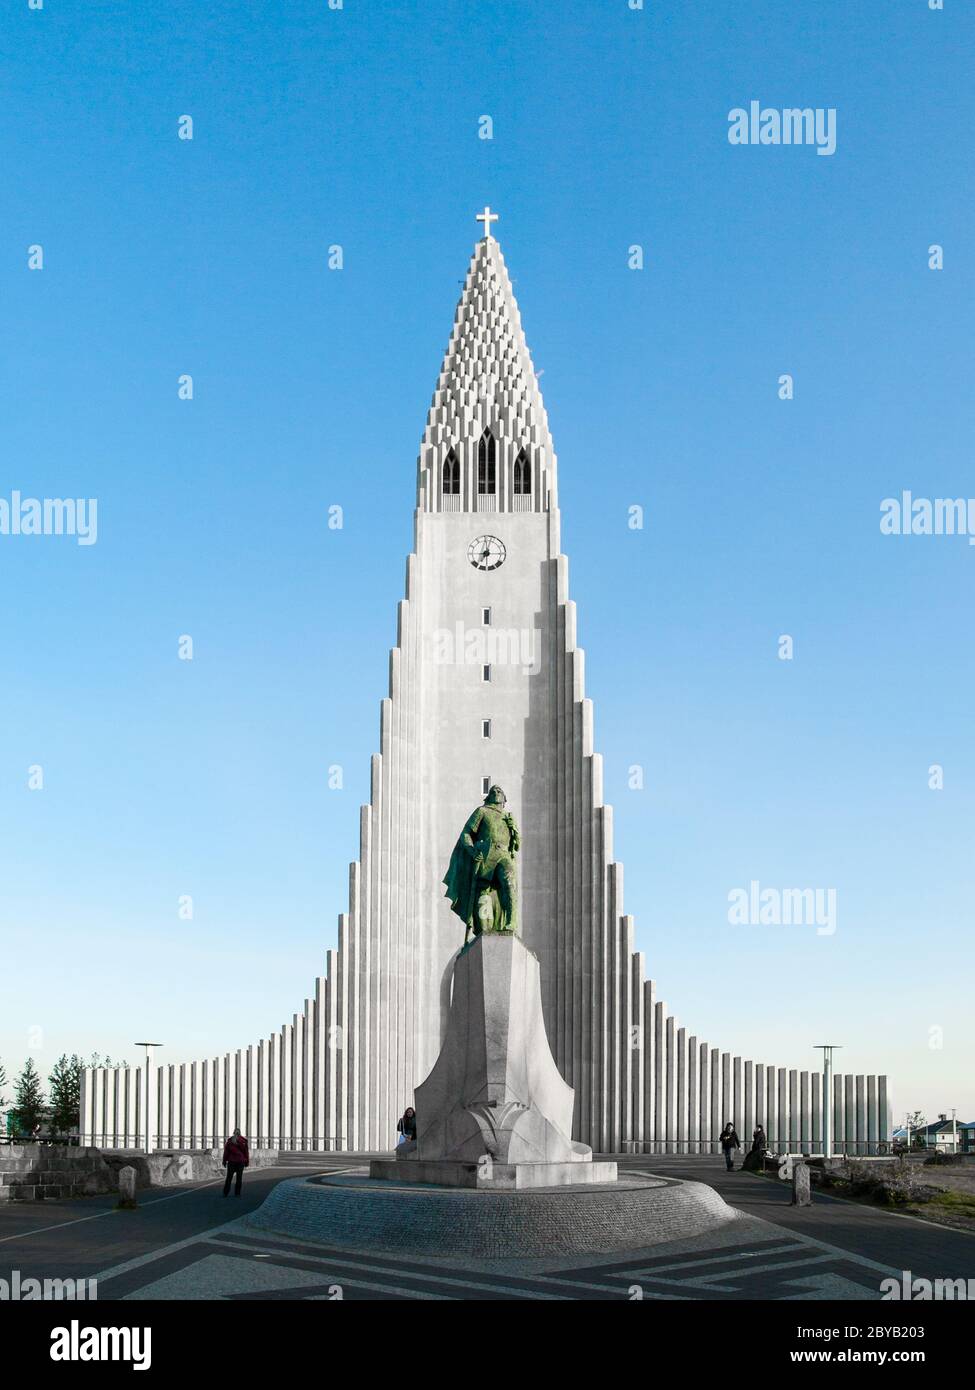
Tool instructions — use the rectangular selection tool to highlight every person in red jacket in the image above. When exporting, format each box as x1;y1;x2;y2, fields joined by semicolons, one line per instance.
222;1127;250;1197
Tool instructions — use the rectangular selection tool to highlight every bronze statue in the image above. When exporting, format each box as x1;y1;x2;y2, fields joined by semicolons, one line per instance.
443;785;520;943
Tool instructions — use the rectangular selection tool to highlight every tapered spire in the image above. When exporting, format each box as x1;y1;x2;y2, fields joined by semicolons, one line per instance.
418;223;557;513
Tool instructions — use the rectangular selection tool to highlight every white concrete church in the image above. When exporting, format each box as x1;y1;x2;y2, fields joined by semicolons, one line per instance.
82;212;891;1157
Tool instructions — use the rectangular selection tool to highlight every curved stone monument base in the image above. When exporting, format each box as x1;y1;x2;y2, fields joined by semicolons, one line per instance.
245;1170;740;1259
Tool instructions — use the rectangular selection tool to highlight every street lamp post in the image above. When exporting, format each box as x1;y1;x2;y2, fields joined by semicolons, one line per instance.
135;1043;163;1155
814;1045;842;1159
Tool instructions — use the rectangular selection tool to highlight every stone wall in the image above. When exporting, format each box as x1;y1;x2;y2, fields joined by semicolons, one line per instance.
0;1145;279;1201
0;1146;115;1202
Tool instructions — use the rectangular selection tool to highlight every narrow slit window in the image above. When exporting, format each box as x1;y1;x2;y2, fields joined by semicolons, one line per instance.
482;719;492;738
482;664;491;682
482;607;492;625
477;430;497;494
513;448;532;495
482;776;491;796
441;448;460;495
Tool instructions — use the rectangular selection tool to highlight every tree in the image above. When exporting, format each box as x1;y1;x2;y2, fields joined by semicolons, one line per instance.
48;1054;83;1137
0;1059;8;1131
14;1059;46;1136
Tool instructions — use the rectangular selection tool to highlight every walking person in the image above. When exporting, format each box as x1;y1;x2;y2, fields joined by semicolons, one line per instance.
719;1122;741;1171
222;1126;249;1197
397;1107;416;1146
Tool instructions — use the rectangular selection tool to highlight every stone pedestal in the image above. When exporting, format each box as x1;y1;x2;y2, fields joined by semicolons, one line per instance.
370;934;617;1188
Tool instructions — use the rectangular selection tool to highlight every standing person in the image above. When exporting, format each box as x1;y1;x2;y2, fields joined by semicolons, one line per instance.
751;1124;767;1153
397;1107;416;1146
719;1122;741;1171
222;1126;249;1197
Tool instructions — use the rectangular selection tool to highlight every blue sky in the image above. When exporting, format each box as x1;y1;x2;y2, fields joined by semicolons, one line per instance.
2;0;972;1124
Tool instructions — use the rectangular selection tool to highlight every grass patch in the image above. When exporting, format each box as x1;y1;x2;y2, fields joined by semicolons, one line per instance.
925;1190;975;1218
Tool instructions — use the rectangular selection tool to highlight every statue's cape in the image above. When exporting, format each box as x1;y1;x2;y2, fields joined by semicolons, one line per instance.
442;823;477;925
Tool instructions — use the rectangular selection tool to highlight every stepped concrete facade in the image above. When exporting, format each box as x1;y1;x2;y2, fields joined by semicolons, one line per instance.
81;222;892;1156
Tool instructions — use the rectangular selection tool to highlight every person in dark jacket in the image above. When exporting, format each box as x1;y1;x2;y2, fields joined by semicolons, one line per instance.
397;1107;416;1144
222;1127;249;1196
719;1122;741;1171
751;1125;767;1153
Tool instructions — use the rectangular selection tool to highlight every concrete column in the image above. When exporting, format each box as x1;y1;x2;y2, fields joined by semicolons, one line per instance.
812;1073;821;1151
867;1075;878;1155
788;1070;798;1149
673;1023;684;1153
733;1057;742;1133
720;1053;731;1134
314;978;327;1151
325;960;339;1150
281;1023;293;1149
653;1002;665;1154
744;1061;754;1146
844;1074;855;1156
688;1035;698;1154
268;1034;280;1149
878;1075;889;1154
664;1017;673;1156
800;1070;810;1153
302;1005;313;1149
699;1043;710;1155
643;981;655;1151
833;1074;844;1155
248;1043;260;1146
710;1047;720;1153
766;1066;777;1151
255;1044;265;1148
630;954;645;1148
778;1068;788;1150
754;1063;765;1132
855;1075;865;1156
193;1061;202;1147
214;1056;225;1150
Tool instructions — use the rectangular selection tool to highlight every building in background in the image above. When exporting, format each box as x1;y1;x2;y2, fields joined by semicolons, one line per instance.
81;217;892;1156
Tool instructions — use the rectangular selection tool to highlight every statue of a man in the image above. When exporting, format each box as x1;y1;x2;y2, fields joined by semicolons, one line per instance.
443;785;520;943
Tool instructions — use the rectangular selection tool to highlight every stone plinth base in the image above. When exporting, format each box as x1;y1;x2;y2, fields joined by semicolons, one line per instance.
246;1169;739;1258
369;1157;618;1189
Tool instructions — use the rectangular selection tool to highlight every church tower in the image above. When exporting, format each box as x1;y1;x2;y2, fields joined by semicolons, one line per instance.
81;214;891;1159
339;211;633;1150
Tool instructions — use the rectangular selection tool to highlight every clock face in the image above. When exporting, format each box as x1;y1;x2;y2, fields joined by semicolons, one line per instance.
468;534;507;572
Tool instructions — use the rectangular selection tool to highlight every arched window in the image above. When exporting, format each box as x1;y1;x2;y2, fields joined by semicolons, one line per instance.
441;448;460;495
477;430;496;494
513;448;532;495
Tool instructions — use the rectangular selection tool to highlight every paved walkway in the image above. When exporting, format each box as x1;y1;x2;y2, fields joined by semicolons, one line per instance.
0;1156;970;1300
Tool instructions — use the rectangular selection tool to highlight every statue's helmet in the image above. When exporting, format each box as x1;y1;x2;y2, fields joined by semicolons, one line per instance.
485;784;507;807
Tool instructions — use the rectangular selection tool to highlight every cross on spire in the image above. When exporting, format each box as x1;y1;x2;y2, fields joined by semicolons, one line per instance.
476;205;499;241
